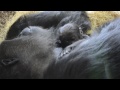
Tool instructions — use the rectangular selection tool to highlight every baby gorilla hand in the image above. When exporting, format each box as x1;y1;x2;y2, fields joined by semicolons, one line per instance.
59;39;85;59
59;45;75;58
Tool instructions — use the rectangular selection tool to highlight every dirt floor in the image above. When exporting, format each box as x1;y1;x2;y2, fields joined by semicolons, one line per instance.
87;11;120;34
0;11;38;42
0;11;120;43
0;11;15;42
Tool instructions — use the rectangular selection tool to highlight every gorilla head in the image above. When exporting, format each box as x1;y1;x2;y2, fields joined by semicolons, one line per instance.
0;26;57;79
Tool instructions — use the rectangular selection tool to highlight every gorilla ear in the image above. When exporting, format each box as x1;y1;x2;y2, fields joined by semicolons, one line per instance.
1;58;19;66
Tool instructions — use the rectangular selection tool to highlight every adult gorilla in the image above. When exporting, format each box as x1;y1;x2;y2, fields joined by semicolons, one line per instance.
0;18;120;79
0;27;58;79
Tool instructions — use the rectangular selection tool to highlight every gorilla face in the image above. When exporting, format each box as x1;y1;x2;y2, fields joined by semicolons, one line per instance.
6;11;91;42
0;26;57;79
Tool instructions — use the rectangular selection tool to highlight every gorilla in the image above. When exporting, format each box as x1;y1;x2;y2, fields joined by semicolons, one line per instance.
0;18;120;79
0;26;57;79
6;11;91;48
55;23;89;48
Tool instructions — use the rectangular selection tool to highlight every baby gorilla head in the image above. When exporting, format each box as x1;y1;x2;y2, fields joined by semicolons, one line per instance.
56;23;89;48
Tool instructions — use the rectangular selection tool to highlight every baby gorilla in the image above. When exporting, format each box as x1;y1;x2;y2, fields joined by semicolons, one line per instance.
56;23;89;48
2;18;120;79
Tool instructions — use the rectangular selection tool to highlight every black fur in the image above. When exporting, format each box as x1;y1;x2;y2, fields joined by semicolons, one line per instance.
44;18;120;79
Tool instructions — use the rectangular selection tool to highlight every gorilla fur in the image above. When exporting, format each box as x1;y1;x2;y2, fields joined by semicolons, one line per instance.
1;16;120;79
